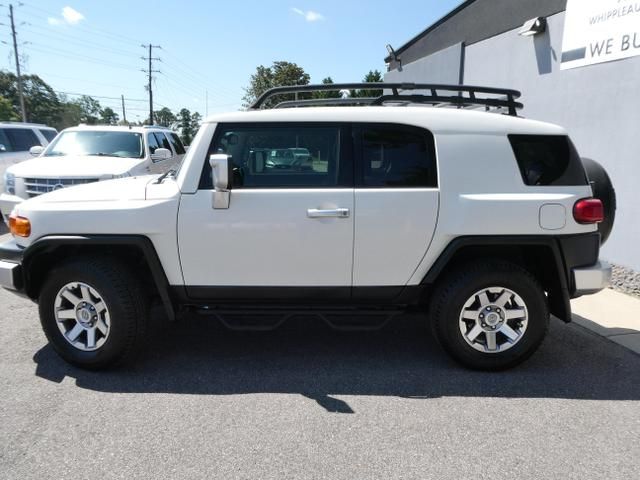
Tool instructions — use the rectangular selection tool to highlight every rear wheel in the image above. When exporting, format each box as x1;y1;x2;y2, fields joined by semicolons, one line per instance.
39;257;147;369
429;260;549;370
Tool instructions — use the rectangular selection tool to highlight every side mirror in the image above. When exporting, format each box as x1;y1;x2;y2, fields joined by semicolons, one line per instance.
209;154;232;209
151;147;172;162
30;145;44;156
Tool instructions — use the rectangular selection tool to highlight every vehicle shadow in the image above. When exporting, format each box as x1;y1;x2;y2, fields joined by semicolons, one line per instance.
33;314;640;413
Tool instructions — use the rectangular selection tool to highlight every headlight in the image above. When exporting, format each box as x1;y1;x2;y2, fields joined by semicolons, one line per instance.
4;172;15;195
112;172;131;179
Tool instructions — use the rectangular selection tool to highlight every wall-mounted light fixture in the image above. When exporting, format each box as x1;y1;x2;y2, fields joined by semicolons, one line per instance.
386;44;402;71
518;16;547;36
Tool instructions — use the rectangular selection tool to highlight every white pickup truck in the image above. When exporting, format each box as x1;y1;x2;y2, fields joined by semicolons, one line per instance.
0;83;615;371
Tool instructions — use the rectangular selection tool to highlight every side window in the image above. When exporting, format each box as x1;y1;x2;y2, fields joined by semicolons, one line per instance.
200;124;346;189
508;135;588;186
147;132;160;154
6;128;40;151
169;133;186;154
154;132;172;151
0;129;13;152
39;129;58;143
357;124;437;188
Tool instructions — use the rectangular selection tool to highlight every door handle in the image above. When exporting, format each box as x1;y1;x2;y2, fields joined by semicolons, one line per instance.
307;208;350;218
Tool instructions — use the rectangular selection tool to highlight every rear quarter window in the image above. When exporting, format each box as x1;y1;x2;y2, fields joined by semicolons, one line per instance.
508;134;588;186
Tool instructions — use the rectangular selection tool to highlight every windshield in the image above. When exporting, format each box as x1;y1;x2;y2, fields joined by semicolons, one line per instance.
44;130;144;158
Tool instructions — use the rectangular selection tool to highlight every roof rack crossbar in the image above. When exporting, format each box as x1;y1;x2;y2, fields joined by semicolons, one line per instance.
250;83;522;115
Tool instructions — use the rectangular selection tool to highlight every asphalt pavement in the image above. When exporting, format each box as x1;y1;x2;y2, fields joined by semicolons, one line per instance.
0;286;639;479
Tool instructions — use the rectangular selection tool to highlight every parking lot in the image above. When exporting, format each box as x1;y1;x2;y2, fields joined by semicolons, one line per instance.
1;280;639;479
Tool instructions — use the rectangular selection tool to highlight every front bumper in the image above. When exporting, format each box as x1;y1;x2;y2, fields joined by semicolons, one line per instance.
0;237;24;291
0;193;24;225
572;261;612;296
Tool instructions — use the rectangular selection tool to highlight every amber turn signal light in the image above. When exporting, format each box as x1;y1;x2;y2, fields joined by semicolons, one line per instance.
9;215;31;237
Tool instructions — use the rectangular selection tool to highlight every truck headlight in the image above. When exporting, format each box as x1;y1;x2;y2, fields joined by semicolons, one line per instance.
4;172;15;195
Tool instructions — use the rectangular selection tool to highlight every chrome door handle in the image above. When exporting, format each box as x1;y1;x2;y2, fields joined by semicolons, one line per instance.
307;208;350;218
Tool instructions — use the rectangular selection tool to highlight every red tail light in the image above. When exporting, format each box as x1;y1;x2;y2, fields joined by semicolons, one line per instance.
573;198;604;224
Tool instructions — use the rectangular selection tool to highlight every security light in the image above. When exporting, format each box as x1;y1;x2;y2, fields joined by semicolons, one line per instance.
518;16;547;36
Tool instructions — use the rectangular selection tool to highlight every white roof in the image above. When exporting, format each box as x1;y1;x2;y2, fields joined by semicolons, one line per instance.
62;125;173;133
203;106;566;136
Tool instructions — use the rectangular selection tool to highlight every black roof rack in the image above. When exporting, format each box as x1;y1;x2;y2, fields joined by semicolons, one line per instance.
250;83;523;116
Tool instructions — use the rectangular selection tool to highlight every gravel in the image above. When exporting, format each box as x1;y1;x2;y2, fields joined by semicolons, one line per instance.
610;263;640;298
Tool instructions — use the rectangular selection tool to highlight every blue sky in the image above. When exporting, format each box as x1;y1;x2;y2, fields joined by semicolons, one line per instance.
2;0;462;121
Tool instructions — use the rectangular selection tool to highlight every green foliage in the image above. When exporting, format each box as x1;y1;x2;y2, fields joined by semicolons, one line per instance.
154;107;176;127
312;77;341;99
75;95;102;125
352;70;384;98
178;108;196;145
0;95;19;121
242;61;310;108
0;70;62;126
100;107;119;125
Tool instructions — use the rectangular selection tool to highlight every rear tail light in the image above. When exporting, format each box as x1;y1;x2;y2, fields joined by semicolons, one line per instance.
573;198;604;224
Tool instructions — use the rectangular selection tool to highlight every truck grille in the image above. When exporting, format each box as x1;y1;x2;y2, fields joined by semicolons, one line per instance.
24;178;100;197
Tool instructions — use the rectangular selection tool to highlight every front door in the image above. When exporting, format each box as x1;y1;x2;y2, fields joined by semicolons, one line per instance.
178;123;354;301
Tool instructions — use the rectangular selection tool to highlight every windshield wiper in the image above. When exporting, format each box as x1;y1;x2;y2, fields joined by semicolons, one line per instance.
155;169;177;184
89;152;123;157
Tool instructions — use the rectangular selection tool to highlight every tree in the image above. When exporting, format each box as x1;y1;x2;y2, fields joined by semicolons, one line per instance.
352;70;383;98
242;61;310;108
0;95;19;121
0;70;62;126
154;107;176;127
74;95;102;125
191;111;202;132
312;77;341;99
178;108;194;145
100;107;119;125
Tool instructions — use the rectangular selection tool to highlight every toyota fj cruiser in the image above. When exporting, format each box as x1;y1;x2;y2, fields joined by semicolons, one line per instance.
0;83;615;370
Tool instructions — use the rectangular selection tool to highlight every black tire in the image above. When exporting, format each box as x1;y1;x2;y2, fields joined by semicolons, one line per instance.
429;260;549;371
581;158;616;244
38;256;147;370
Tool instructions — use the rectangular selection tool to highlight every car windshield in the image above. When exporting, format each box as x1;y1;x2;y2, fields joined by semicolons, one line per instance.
44;130;144;158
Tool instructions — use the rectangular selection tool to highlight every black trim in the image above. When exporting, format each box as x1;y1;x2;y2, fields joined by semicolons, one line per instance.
180;285;431;307
21;235;175;321
0;237;25;263
420;234;600;322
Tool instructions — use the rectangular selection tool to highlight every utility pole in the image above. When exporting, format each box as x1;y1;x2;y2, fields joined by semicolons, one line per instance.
141;44;161;125
9;4;26;122
121;94;127;124
205;90;208;117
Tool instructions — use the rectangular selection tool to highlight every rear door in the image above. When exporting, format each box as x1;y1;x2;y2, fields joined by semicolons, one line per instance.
178;122;354;300
352;123;439;295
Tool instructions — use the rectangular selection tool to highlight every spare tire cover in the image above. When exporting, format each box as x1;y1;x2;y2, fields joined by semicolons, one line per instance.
581;158;616;244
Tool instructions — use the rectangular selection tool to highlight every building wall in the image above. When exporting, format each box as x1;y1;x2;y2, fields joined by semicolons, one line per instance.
385;43;462;85
385;11;640;270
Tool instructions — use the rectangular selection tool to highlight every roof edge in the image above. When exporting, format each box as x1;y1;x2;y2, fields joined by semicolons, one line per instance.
384;0;477;62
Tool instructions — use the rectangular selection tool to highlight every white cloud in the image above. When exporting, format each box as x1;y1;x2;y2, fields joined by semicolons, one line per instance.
61;6;85;25
47;17;61;25
291;7;325;22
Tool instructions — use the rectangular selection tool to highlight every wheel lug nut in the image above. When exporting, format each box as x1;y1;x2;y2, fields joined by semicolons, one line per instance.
480;314;484;319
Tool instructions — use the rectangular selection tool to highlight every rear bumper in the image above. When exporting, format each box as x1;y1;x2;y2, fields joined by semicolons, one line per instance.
572;260;611;296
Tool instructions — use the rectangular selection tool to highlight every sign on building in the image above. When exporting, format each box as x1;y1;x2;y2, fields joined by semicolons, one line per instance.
561;0;640;70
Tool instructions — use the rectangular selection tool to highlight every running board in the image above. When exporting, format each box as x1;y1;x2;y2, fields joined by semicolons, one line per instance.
190;305;406;331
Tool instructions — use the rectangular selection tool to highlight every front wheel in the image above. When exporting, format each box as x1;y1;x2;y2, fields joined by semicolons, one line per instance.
38;257;147;369
429;260;549;370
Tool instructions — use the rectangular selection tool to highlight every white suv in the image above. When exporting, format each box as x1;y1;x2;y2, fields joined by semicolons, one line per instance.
0;122;57;194
0;125;186;223
0;83;615;371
